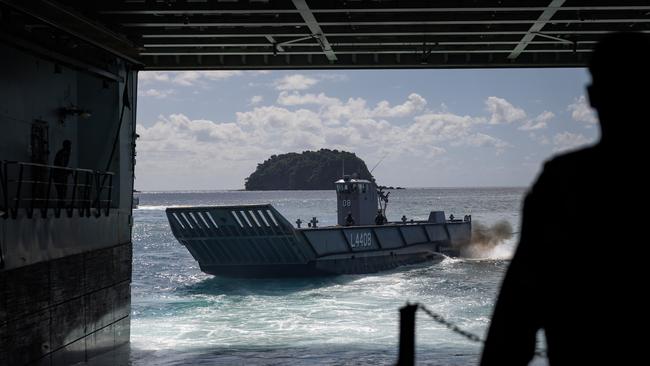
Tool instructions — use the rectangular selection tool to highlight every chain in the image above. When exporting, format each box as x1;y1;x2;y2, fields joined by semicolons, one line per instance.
417;303;547;358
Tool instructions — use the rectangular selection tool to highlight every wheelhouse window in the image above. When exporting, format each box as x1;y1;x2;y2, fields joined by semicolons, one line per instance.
336;184;351;193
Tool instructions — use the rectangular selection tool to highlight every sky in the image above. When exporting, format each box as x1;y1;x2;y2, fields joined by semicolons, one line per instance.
135;68;598;191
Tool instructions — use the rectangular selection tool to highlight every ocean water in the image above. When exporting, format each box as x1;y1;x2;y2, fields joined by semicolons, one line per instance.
129;188;543;365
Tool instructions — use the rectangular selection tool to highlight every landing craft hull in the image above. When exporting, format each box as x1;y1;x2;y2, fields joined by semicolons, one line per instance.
166;204;471;278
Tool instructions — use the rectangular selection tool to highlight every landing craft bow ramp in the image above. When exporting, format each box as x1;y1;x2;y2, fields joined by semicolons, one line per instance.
0;0;648;365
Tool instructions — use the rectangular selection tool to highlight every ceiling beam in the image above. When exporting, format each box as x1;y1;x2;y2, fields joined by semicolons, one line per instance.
291;0;336;61
119;18;650;28
139;51;588;71
139;49;593;57
137;29;649;39
99;6;650;15
142;41;597;48
0;0;142;65
508;0;566;60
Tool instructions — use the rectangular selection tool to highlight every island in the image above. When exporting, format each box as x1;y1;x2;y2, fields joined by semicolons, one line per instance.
245;149;373;190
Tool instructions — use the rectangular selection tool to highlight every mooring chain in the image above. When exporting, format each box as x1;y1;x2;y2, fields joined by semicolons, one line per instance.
417;303;547;358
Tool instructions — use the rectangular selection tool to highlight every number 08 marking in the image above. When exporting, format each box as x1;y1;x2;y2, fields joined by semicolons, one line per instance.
342;200;351;207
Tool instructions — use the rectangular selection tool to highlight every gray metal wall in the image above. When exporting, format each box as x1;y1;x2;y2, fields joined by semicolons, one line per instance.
0;41;137;365
336;181;378;226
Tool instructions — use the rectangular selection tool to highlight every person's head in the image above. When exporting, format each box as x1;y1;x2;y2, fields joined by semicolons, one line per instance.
62;140;72;151
587;32;650;142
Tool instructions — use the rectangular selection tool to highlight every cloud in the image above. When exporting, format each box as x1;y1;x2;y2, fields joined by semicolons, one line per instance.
485;96;527;124
519;111;554;131
138;88;175;99
553;132;593;152
410;113;485;144
250;95;263;105
138;71;170;84
136;92;554;190
277;91;427;120
274;74;319;91
457;133;510;152
277;91;340;106
371;93;427;118
136;93;511;179
567;95;597;124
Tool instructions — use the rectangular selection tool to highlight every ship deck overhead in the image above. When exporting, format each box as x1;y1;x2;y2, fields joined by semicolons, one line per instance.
1;0;649;71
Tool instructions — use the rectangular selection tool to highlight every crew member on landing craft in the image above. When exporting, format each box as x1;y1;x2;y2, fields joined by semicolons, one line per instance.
375;210;385;225
345;212;355;226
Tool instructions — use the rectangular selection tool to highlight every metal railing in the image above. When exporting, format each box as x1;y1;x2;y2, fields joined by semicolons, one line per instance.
396;302;547;365
0;160;114;219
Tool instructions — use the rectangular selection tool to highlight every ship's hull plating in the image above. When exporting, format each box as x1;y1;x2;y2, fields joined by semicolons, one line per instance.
200;246;445;277
166;204;471;278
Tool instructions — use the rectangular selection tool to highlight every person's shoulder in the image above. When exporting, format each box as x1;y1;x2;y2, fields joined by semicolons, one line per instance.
542;144;600;172
531;145;600;192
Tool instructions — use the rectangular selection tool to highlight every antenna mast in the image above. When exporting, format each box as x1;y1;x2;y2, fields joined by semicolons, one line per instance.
370;153;388;174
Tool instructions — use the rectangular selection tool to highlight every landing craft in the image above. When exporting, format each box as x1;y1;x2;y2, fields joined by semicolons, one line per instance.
166;176;471;277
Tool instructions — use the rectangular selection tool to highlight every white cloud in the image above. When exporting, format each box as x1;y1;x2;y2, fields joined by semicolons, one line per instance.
277;91;427;120
277;91;340;106
410;113;485;144
485;96;527;124
274;74;319;91
567;95;597;124
136;93;511;180
457;133;510;152
138;88;174;99
250;95;263;105
138;71;170;84
137;93;558;190
553;132;593;152
371;93;427;118
519;111;554;131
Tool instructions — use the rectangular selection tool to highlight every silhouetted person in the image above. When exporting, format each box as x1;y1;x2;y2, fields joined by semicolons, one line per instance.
481;32;650;365
375;209;385;225
52;140;71;206
345;212;355;226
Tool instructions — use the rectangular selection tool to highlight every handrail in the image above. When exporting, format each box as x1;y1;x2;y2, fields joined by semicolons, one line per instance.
0;160;115;219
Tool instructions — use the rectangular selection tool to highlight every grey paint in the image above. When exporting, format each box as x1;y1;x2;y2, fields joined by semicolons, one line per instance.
374;226;405;249
0;244;131;365
169;204;472;272
304;229;348;256
447;222;472;247
0;43;136;270
401;225;429;245
341;228;380;252
0;39;137;365
336;179;378;226
425;225;450;242
168;205;314;265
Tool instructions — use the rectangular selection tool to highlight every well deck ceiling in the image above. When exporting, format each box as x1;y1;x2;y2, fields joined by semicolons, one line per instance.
2;0;649;70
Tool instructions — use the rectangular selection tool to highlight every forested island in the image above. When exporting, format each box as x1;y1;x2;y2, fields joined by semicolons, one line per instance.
245;149;373;190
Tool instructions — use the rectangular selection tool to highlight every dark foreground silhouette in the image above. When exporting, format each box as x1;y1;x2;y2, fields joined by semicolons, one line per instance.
481;32;650;365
